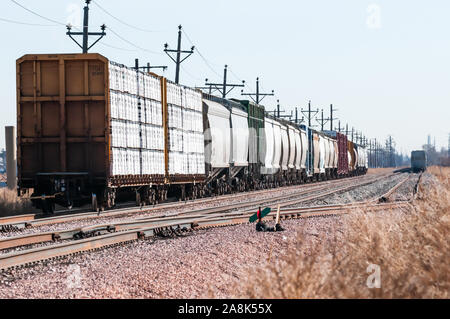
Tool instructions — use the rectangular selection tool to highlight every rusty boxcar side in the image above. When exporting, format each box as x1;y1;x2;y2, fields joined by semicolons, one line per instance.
17;54;110;207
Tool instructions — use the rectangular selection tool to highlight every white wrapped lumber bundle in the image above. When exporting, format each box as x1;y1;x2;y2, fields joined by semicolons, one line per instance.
109;61;164;177
166;82;205;176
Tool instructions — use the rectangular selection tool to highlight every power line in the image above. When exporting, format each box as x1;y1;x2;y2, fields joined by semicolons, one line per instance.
181;28;222;79
10;0;67;26
92;0;161;33
108;26;161;55
229;68;254;92
11;0;162;54
180;65;203;82
0;16;57;26
98;41;138;52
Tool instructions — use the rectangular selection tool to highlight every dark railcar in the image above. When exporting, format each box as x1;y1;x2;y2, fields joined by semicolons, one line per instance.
322;130;348;177
411;150;426;172
337;132;349;176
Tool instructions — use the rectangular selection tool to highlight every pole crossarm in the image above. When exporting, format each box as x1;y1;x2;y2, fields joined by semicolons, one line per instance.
205;65;245;98
301;101;319;127
66;1;106;53
241;77;274;105
135;63;168;72
163;25;195;84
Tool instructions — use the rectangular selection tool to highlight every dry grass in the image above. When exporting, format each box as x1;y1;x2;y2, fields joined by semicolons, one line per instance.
236;166;449;299
0;188;32;217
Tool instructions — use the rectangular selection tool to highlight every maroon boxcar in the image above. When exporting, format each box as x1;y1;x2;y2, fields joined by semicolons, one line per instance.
337;132;349;176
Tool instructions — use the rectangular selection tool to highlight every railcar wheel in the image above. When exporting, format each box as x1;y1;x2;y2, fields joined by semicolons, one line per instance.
136;192;141;207
44;199;55;214
92;194;99;212
180;185;186;202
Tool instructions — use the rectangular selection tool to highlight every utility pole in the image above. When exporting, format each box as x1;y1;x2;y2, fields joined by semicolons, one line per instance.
357;132;363;145
267;100;292;119
316;109;331;131
336;120;342;133
145;62;167;73
204;65;245;98
343;124;351;137
386;135;395;167
329;104;338;131
293;108;304;125
133;59;168;73
301;101;319;127
66;0;106;53
241;77;274;105
374;138;377;168
354;130;359;144
164;25;195;84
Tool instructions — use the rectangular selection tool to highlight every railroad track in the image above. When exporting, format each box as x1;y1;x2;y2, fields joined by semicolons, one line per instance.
1;173;399;252
0;172;413;270
0;171;395;232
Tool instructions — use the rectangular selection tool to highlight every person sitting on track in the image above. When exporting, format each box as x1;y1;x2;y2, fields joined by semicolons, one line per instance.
255;206;284;232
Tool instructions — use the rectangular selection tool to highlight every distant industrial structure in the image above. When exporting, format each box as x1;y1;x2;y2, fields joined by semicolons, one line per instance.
0;148;6;188
0;148;6;173
422;134;450;167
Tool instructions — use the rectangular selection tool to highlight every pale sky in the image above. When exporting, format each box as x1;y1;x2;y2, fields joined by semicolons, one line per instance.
1;0;449;155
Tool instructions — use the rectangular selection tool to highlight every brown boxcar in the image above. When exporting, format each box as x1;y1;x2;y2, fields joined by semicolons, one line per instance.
17;54;111;211
347;140;357;174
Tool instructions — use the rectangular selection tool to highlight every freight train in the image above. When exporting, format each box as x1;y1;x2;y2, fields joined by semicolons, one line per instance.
16;53;368;213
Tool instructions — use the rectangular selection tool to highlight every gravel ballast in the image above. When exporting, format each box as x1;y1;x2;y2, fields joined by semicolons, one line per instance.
0;171;420;298
0;173;390;240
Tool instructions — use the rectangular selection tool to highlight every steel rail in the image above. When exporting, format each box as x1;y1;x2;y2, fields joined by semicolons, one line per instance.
209;201;412;224
0;214;35;226
1;172;395;230
0;173;399;253
0;200;412;270
188;201;412;228
413;172;424;200
150;173;395;218
377;175;411;203
3;174;369;226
